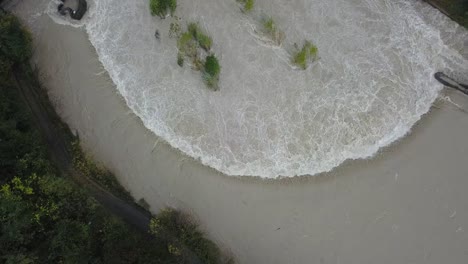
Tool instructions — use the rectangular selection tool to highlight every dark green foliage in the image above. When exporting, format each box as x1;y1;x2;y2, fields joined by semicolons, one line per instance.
197;33;213;52
0;12;32;65
1;174;94;263
149;0;177;18
203;55;220;89
150;209;222;264
177;23;220;89
177;52;184;67
0;21;52;181
0;175;178;263
429;0;468;28
204;55;220;79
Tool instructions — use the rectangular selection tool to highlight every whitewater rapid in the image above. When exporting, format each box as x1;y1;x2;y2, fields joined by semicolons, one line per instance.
46;0;468;178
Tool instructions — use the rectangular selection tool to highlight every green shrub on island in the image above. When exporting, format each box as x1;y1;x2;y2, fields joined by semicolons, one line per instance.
177;32;204;71
262;17;275;34
187;22;198;37
197;33;213;51
237;0;254;12
187;22;212;51
149;0;177;18
261;16;285;45
203;55;221;89
177;23;220;89
292;40;318;70
177;31;198;57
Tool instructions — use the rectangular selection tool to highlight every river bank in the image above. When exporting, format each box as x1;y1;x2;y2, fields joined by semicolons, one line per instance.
12;0;468;263
425;0;468;28
2;9;225;263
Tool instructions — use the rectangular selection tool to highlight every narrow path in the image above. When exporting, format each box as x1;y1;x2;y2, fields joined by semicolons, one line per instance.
13;64;153;231
12;64;203;264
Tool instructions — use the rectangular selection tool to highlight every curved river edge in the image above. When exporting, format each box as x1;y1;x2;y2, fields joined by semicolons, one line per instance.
43;0;468;178
13;1;468;264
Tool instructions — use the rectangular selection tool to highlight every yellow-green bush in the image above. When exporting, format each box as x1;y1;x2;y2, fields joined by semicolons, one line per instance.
292;40;318;70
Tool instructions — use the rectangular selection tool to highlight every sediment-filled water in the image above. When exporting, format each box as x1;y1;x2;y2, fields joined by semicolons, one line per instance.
42;0;467;177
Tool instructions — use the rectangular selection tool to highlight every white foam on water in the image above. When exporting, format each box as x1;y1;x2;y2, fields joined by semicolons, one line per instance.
46;0;468;178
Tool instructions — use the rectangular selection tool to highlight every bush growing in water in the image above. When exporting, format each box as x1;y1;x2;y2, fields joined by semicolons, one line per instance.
237;0;255;12
177;23;220;89
292;40;318;70
188;22;212;51
178;31;198;57
149;0;177;18
197;34;213;52
204;55;221;89
263;17;275;34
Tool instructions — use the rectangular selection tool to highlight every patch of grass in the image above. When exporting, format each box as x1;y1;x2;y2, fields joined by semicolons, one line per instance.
262;17;276;34
261;16;285;45
149;0;177;18
187;22;199;38
177;31;198;57
197;33;213;51
187;22;212;51
237;0;255;12
203;55;221;89
292;40;318;70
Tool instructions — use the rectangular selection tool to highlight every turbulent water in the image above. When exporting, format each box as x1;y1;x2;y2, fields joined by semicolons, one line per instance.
42;0;467;177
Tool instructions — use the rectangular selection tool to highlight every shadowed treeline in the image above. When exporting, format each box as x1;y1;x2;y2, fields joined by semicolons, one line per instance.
0;9;229;264
425;0;468;28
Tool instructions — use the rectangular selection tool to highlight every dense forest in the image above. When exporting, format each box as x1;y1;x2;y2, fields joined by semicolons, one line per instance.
0;10;224;264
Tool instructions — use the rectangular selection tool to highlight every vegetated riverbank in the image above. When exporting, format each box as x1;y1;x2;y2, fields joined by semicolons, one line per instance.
425;0;468;28
0;10;229;264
